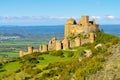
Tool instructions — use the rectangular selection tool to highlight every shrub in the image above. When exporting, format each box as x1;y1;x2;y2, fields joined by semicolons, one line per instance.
15;69;21;73
20;55;39;64
32;68;42;75
38;56;44;60
49;50;63;56
75;55;104;78
0;69;6;72
95;31;120;44
29;57;39;64
31;52;42;57
42;51;49;54
67;52;74;57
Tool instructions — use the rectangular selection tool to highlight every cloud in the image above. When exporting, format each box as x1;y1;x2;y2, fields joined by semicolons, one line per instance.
0;16;69;20
91;15;120;21
92;16;101;19
105;15;115;19
104;15;120;20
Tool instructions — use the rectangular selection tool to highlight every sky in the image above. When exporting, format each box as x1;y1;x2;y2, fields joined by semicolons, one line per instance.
0;0;120;25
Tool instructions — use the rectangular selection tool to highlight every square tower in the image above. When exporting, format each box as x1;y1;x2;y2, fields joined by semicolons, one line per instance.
78;16;89;26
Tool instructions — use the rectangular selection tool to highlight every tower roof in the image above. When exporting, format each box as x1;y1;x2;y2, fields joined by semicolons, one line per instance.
66;18;76;25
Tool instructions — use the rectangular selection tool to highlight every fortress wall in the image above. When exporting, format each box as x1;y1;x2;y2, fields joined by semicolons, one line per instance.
70;40;75;48
81;39;90;45
33;49;39;53
62;38;69;50
64;25;70;38
89;33;95;43
48;37;57;51
56;40;62;50
19;51;28;57
19;51;24;57
75;37;81;46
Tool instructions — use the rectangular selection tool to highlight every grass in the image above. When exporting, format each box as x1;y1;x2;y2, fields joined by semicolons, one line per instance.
0;61;21;75
0;50;74;76
39;54;71;65
0;52;19;58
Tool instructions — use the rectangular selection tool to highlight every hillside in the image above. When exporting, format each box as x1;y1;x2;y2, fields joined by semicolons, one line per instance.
0;31;120;80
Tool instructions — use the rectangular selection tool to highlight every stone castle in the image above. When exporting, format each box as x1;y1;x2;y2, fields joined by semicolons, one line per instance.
19;16;99;57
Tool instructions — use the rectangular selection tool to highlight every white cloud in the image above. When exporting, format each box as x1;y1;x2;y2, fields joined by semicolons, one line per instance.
106;15;115;19
0;16;69;20
92;16;101;19
105;15;120;20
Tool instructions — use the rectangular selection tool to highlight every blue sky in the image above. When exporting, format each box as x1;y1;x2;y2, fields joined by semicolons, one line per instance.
0;0;120;25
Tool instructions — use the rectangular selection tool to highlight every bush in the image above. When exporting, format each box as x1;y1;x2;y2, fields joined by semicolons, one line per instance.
75;55;104;78
15;69;21;73
31;52;42;57
0;69;6;72
29;57;39;64
38;56;44;60
95;31;120;45
20;55;39;64
67;52;74;57
49;50;63;56
42;51;49;54
32;68;42;75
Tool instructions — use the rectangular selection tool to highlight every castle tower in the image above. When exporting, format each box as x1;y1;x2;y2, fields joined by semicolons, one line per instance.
19;51;24;57
89;33;95;43
64;18;76;38
78;16;89;26
75;37;81;46
40;44;48;52
62;38;69;50
28;46;33;54
56;40;62;50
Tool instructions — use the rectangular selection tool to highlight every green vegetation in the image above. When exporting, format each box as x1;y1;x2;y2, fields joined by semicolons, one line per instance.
0;31;119;80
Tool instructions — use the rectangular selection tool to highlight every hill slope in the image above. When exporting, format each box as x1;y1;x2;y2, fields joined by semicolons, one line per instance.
0;32;120;80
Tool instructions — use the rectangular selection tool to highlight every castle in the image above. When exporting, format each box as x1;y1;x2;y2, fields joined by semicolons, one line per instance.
19;16;99;57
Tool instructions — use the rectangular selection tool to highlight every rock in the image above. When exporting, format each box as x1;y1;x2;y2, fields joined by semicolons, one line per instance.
84;50;92;57
95;43;102;49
